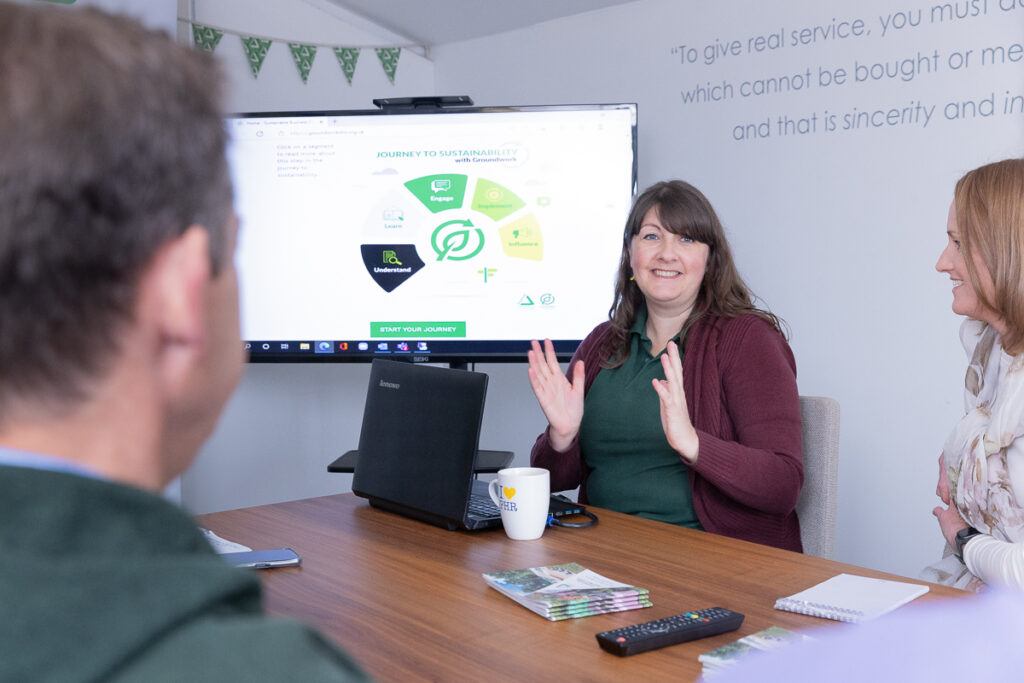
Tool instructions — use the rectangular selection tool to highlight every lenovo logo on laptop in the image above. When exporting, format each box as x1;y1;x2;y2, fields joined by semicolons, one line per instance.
379;380;400;389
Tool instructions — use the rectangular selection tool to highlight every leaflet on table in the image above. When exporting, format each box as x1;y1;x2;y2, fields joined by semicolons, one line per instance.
199;528;251;553
482;562;652;620
698;626;815;679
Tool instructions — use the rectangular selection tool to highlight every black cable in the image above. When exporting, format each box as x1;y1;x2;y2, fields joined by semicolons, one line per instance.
547;509;599;528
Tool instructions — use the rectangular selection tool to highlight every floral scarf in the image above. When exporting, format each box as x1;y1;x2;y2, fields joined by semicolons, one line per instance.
923;320;1024;588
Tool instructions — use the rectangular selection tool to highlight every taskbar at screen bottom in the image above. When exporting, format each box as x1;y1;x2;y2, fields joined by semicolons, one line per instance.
243;339;580;362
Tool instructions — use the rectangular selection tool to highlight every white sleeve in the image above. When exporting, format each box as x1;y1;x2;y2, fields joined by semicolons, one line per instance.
964;534;1024;589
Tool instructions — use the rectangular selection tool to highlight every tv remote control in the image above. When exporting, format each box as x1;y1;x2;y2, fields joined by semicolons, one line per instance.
595;607;745;656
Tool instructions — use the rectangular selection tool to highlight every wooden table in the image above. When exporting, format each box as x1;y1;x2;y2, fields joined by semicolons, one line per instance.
198;494;964;682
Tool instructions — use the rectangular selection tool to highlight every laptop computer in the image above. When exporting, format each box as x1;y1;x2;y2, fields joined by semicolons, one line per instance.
351;359;583;531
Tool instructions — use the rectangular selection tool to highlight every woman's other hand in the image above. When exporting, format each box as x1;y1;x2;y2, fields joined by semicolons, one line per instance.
527;339;584;452
932;502;969;549
937;452;951;504
652;341;700;463
933;453;967;548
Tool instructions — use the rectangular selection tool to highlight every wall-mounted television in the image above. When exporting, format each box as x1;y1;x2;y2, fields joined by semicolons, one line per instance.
227;101;638;365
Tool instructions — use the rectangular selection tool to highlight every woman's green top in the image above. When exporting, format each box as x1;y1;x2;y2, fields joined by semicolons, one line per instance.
578;308;702;528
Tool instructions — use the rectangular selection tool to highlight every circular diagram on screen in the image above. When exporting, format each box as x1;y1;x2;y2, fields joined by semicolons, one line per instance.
360;173;544;292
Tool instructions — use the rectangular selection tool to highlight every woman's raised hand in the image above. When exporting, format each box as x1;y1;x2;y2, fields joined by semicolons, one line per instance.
527;339;585;452
652;341;700;463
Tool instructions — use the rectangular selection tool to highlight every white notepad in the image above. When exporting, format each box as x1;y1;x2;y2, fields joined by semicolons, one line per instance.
774;573;929;624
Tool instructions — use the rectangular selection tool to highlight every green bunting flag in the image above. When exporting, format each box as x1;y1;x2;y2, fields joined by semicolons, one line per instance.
191;24;223;53
333;47;360;85
240;36;272;79
184;21;410;86
375;47;401;85
289;43;317;84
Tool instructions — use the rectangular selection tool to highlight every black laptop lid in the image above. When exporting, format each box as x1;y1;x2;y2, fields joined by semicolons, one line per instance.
352;359;488;526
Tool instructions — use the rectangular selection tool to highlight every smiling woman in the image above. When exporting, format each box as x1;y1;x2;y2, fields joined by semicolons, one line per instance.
628;207;709;339
527;180;805;552
935;203;996;328
606;180;787;365
924;158;1024;591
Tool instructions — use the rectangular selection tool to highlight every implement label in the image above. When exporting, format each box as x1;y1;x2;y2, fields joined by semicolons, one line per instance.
372;321;467;338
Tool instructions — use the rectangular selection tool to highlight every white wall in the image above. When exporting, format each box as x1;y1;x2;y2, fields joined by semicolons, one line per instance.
430;0;1024;578
182;0;1024;580
41;0;176;30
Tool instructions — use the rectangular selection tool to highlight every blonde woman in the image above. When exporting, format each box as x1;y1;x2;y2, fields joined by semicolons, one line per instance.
927;158;1024;590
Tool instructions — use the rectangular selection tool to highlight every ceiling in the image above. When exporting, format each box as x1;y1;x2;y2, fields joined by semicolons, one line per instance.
323;0;640;47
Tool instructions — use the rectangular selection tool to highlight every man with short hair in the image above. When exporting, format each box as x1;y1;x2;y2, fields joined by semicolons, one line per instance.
0;4;367;680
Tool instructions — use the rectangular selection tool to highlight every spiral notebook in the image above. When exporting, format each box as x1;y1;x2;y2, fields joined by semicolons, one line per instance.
774;573;929;624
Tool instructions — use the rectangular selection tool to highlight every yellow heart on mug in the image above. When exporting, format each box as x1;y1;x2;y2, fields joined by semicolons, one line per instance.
503;486;516;499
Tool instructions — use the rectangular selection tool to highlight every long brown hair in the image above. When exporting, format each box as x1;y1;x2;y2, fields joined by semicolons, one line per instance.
603;180;786;367
954;158;1024;354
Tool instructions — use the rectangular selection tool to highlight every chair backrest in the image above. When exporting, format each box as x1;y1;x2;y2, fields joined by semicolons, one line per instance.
796;396;840;559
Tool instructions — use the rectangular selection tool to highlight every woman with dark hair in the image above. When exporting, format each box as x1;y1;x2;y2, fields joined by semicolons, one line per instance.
925;158;1024;590
528;180;804;551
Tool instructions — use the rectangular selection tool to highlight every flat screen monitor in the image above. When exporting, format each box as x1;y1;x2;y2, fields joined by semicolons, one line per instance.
227;102;638;364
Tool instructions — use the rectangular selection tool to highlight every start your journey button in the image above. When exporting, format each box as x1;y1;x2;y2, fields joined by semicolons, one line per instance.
371;321;467;338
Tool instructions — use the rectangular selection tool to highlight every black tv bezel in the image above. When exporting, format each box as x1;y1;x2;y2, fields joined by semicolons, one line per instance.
230;101;638;365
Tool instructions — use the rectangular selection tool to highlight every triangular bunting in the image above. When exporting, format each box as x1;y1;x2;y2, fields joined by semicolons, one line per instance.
240;36;272;79
375;47;401;85
289;43;317;84
191;24;223;53
333;47;360;85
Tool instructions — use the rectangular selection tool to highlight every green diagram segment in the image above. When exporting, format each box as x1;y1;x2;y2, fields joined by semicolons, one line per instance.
471;178;525;221
499;214;542;260
404;174;467;213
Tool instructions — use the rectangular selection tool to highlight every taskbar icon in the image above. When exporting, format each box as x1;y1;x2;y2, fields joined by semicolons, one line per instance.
243;340;318;355
243;340;429;357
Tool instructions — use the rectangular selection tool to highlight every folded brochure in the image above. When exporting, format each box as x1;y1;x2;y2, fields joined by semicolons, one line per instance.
482;562;652;621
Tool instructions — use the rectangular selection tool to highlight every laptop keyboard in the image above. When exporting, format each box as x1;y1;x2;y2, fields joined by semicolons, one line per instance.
467;493;500;519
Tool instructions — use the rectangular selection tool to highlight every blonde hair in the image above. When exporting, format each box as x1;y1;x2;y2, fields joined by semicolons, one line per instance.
955;158;1024;354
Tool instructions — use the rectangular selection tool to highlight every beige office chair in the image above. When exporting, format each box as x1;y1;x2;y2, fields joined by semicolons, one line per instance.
795;396;840;559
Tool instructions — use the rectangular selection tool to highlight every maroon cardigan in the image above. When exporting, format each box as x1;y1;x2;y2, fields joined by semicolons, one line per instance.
530;314;804;552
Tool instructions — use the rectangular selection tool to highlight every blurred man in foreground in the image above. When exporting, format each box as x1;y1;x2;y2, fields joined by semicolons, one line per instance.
0;4;367;680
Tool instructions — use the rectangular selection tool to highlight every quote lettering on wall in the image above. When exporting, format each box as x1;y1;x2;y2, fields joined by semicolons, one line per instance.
669;1;1024;141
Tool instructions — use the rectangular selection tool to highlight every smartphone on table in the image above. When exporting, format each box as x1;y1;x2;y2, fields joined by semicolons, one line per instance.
221;548;302;569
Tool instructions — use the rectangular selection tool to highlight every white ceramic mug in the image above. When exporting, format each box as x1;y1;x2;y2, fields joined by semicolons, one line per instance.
487;467;550;540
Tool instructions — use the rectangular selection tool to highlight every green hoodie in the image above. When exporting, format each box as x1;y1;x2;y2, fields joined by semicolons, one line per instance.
0;465;369;683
